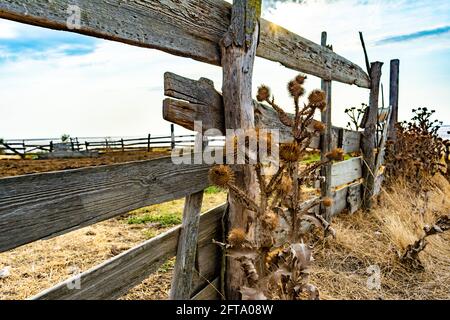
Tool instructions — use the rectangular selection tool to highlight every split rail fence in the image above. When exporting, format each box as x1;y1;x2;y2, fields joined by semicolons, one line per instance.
0;0;399;300
0;127;196;157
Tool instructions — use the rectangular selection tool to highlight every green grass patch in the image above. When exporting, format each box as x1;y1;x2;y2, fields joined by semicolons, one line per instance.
204;186;223;194
127;213;181;227
302;153;321;164
302;152;353;164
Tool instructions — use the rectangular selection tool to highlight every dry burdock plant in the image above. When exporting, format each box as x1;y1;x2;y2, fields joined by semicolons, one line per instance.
344;103;368;131
210;74;344;300
385;107;448;188
400;214;450;270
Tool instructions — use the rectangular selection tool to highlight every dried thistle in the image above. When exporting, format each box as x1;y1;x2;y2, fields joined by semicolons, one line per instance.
280;143;302;162
208;165;234;187
287;80;305;99
257;85;271;102
322;197;333;208
313;122;326;134
325;148;345;161
308;90;326;111
228;228;247;247
295;74;307;85
262;211;279;230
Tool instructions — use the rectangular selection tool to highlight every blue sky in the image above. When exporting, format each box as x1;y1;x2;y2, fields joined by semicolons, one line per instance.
0;0;449;139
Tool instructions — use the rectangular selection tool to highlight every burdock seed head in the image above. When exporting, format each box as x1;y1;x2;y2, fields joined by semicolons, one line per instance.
257;85;271;102
287;80;305;99
308;90;327;111
322;197;333;207
208;165;234;188
228;228;247;246
295;74;307;85
313;122;326;134
263;211;279;230
280;143;302;162
326;148;345;161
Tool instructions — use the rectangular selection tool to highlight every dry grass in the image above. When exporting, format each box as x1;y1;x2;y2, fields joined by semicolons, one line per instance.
311;174;450;300
0;190;226;300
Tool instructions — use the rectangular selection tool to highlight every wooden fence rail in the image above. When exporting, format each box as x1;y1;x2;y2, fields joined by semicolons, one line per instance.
0;155;210;252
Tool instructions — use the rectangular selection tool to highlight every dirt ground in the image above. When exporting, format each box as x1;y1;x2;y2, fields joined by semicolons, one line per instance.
0;149;171;178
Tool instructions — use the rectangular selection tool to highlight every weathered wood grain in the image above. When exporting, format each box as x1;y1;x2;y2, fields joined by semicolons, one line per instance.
31;204;225;300
220;0;260;300
361;62;383;209
339;128;361;154
331;182;363;216
0;155;211;253
388;59;400;142
0;0;369;87
191;277;221;300
320;32;333;220
331;157;362;188
170;191;204;300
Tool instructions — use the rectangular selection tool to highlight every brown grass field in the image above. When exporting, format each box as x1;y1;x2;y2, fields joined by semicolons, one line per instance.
0;153;449;300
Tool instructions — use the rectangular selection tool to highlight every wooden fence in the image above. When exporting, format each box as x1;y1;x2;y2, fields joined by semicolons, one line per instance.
0;126;196;157
0;0;399;300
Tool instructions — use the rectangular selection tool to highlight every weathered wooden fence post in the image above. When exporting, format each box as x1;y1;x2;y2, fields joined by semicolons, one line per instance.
319;31;333;220
170;133;206;299
147;134;151;152
388;59;400;142
221;0;261;300
362;62;383;209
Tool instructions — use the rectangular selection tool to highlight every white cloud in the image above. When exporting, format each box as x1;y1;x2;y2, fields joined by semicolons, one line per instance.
0;20;18;39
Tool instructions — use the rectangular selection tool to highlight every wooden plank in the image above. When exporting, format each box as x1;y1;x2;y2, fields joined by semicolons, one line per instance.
331;157;362;188
192;277;221;300
31;204;225;300
388;59;400;141
0;155;211;253
331;182;362;216
320;32;333;220
170;191;204;300
361;62;383;209
0;1;370;88
339;128;361;154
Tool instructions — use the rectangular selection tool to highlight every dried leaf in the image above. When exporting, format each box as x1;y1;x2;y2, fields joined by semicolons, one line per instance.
241;287;267;300
290;243;313;270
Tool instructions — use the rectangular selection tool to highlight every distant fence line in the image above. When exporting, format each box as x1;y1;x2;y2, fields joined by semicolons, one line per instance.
0;125;202;157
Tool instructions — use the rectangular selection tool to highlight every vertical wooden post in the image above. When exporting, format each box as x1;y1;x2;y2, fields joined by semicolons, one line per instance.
170;124;175;150
121;138;124;152
70;138;75;151
170;134;205;300
85;141;89;151
388;59;400;142
49;141;53;152
147;134;151;152
362;62;383;210
319;31;333;221
221;0;261;300
105;138;109;151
